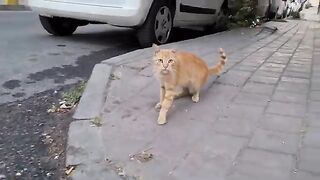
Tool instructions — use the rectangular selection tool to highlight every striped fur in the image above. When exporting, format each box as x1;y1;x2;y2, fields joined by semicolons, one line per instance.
208;48;228;75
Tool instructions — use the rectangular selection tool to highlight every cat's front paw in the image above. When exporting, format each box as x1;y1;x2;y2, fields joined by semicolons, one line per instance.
157;115;167;125
155;102;162;110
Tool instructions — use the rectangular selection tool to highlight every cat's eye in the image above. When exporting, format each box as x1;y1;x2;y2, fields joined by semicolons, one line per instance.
158;59;163;63
168;59;174;63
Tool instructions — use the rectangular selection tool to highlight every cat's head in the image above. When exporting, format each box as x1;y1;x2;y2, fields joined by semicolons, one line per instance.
152;44;177;76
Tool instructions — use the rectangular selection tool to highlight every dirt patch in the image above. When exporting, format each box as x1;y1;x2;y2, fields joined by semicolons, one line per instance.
0;84;77;180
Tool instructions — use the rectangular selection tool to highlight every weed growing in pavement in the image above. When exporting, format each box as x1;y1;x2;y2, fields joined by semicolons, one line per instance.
62;81;86;106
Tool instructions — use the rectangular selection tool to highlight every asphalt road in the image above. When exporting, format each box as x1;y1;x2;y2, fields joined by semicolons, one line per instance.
0;11;140;104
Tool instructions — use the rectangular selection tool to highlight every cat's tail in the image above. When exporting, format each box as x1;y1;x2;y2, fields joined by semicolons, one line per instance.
208;48;227;75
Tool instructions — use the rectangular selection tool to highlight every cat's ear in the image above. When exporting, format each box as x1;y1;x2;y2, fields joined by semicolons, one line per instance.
153;44;160;54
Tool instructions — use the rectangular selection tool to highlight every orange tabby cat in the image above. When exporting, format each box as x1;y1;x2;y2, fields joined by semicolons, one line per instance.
152;44;227;125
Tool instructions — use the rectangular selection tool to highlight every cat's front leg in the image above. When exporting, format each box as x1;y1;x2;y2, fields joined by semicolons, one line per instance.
155;86;165;110
158;88;175;125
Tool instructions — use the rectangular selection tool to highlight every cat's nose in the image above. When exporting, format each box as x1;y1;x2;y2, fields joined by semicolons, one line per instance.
163;64;169;69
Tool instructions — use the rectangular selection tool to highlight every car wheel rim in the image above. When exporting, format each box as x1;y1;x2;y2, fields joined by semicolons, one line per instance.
154;6;172;44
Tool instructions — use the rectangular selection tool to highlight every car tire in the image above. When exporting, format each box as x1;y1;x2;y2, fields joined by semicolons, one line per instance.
136;1;173;47
39;15;78;36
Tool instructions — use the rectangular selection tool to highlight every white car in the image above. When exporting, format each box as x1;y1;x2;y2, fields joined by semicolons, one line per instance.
28;0;230;47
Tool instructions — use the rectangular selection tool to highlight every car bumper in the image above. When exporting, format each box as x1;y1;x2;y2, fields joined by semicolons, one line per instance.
28;0;152;27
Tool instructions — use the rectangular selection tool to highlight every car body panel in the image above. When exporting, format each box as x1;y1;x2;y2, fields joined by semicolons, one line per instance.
28;0;153;27
28;0;229;28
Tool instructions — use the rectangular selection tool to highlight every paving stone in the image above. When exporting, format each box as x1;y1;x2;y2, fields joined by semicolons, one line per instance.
298;147;320;174
306;113;320;128
259;66;285;73
227;148;294;180
280;76;310;84
312;72;320;78
308;101;320;113
290;171;320;180
254;70;282;78
249;75;279;85
233;65;257;72
303;127;320;148
242;82;275;95
240;61;262;67
310;91;320;101
266;101;306;117
292;58;312;63
283;70;310;79
312;65;320;72
311;81;320;91
276;82;309;94
288;63;311;70
206;84;241;104
287;66;311;73
216;70;251;87
221;104;264;120
233;92;271;106
259;114;303;133
267;58;290;65
249;128;299;154
272;91;307;104
173;133;247;180
213;116;256;137
274;51;293;57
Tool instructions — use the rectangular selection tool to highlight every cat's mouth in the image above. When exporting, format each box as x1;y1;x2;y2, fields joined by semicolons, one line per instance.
160;69;169;75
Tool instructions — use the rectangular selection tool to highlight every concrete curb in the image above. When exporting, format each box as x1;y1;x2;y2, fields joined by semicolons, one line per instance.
73;63;112;120
0;5;30;11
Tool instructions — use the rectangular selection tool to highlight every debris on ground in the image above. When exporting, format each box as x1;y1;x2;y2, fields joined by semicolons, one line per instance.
129;147;153;163
105;157;141;179
47;82;86;113
109;72;121;80
90;117;102;127
105;158;127;177
65;165;75;176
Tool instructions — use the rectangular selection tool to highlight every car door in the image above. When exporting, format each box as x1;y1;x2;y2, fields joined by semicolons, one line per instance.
174;0;224;26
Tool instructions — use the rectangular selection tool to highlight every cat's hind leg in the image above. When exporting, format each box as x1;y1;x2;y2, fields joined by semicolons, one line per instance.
175;87;189;99
191;91;200;103
189;85;201;103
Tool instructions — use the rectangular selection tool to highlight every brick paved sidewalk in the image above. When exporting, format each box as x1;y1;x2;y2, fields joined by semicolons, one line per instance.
68;20;320;180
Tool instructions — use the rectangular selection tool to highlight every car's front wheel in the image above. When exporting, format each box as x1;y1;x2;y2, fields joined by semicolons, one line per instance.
136;1;173;47
39;15;78;36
